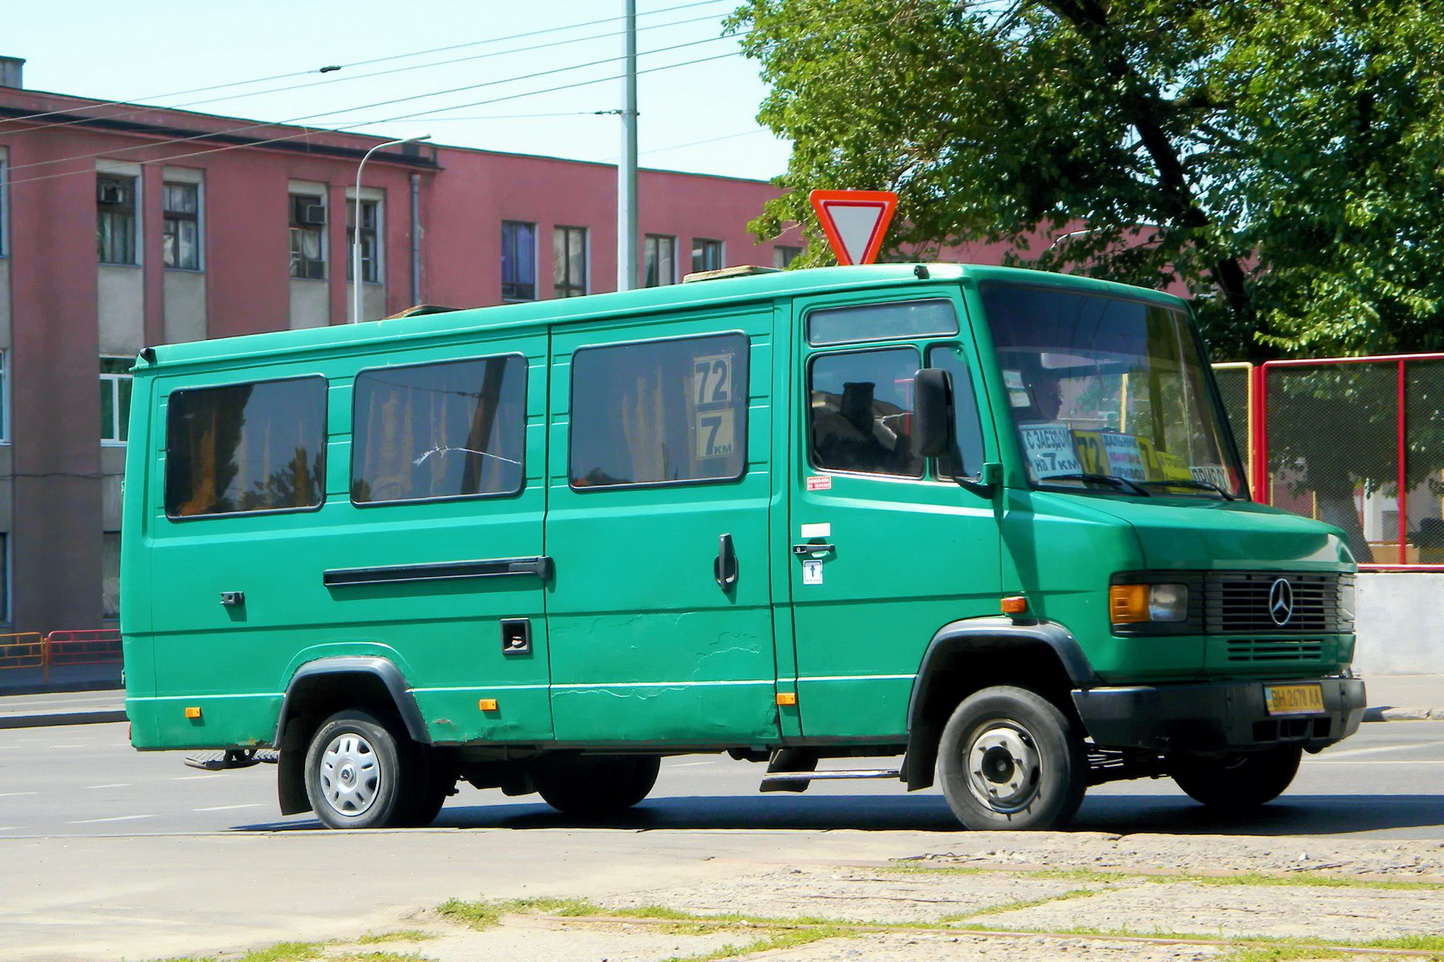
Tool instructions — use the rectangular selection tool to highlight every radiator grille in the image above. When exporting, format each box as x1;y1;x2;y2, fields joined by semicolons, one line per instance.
1205;572;1350;634
1225;638;1326;663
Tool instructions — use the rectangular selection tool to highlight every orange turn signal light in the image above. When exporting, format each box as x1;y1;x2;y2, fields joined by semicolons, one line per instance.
478;698;499;712
1109;584;1151;623
184;706;202;719
1000;595;1028;615
775;692;798;707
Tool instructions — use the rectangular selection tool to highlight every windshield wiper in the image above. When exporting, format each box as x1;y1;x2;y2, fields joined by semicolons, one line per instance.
1043;473;1151;496
1136;478;1236;501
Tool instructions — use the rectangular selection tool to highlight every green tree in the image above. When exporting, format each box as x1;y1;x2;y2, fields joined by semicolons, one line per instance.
728;0;1444;362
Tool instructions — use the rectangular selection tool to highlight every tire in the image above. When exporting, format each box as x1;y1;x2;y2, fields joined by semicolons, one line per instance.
532;754;661;817
393;747;455;827
1170;744;1302;811
936;686;1087;831
304;709;419;829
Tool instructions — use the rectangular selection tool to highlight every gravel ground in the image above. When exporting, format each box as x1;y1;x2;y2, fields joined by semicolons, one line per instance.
258;833;1444;962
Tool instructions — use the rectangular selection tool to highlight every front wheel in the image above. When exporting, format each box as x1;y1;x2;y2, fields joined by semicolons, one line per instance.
532;754;661;817
936;686;1087;831
1170;744;1302;811
304;709;418;829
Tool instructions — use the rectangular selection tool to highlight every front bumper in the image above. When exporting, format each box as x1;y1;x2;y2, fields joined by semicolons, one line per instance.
1072;676;1366;753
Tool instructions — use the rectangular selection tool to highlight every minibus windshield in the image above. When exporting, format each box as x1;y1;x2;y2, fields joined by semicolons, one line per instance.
982;283;1247;499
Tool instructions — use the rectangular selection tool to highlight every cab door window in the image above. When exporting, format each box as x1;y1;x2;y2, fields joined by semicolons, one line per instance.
808;347;924;477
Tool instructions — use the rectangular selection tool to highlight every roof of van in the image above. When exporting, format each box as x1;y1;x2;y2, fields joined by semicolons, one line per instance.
136;263;1187;372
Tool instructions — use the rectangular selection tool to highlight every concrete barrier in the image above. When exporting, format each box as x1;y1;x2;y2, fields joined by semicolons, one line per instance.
1355;571;1444;674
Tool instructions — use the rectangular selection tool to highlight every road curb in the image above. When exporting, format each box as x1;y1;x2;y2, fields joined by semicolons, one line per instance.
1362;706;1444;722
0;709;128;730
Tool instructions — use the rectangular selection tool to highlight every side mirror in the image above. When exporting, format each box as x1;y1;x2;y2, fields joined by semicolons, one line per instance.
913;368;954;458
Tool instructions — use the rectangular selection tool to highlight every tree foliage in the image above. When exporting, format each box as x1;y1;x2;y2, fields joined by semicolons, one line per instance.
728;0;1444;362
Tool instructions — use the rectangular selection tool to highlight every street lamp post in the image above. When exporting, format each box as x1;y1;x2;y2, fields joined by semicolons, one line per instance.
351;134;430;323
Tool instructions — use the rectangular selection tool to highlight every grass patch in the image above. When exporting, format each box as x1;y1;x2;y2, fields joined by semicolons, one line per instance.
355;932;437;945
939;887;1102;922
436;896;606;930
657;924;857;962
1212;946;1346;962
892;861;1444;892
237;943;327;962
1360;933;1444;951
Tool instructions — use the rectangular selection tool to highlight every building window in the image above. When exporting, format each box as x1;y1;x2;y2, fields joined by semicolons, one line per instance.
570;333;748;489
691;238;723;274
773;245;802;269
0;150;8;258
644;234;676;287
553;225;587;298
162;182;201;270
103;532;121;620
347;198;380;282
0;352;9;442
289;193;326;279
0;533;9;624
501;221;536;301
165;376;327;518
352;355;527;504
100;357;133;444
97;174;138;265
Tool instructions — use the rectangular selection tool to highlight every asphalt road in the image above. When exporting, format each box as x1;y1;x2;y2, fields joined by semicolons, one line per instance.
2;718;1441;839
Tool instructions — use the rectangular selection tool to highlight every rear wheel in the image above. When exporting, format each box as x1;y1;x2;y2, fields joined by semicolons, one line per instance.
532;754;661;817
304;709;419;829
1170;744;1302;811
936;686;1087;831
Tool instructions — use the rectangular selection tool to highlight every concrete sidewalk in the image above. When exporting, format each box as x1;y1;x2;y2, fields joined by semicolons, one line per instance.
1;674;1439;730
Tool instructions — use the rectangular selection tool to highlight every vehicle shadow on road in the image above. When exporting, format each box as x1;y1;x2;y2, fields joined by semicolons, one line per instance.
234;793;1444;836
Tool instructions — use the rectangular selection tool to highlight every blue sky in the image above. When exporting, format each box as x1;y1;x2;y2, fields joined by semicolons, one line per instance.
4;0;791;182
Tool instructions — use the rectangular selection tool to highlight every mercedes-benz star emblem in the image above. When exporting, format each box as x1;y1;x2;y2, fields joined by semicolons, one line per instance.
1268;578;1294;627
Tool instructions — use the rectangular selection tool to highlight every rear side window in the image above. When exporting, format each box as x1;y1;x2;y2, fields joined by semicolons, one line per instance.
165;376;326;518
351;354;526;504
570;333;748;488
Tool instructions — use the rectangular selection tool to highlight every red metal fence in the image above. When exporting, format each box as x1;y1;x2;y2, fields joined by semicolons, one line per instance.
1219;354;1444;569
0;628;122;681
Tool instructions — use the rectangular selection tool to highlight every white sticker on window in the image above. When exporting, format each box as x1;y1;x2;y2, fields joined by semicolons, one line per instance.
800;523;831;539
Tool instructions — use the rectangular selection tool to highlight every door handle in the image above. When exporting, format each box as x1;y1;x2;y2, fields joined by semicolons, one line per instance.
714;533;739;589
791;543;835;556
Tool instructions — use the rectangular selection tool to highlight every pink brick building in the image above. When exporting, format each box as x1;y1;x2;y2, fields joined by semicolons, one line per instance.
0;56;804;634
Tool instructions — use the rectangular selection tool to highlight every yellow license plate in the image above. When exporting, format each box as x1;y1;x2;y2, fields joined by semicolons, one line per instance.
1264;683;1326;715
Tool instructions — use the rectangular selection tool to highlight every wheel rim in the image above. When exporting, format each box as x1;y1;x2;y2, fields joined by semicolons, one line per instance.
965;722;1041;813
319;731;380;818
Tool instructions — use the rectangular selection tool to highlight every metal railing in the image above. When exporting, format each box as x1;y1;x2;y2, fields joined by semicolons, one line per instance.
0;628;122;682
1218;354;1444;569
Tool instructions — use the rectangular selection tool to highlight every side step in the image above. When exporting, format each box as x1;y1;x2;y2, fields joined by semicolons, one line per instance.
760;769;902;789
183;748;279;771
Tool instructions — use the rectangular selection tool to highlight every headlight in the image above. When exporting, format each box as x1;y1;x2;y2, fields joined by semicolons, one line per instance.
1110;583;1189;624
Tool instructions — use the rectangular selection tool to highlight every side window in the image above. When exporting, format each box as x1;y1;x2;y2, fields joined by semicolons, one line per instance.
165;377;327;518
809;347;924;478
927;344;987;480
351;355;526;504
571;333;748;488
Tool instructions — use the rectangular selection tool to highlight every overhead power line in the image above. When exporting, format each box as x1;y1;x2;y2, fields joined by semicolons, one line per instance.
1;50;744;191
3;34;732;179
0;0;731;131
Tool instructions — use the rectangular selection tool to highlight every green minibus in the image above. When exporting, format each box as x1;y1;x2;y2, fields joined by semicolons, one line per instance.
121;263;1365;830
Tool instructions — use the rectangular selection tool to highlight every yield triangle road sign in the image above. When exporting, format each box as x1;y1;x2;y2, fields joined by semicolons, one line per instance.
809;189;898;265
